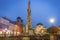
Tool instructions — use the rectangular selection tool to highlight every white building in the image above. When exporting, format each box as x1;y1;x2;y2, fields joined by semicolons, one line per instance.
0;17;15;30
0;17;20;36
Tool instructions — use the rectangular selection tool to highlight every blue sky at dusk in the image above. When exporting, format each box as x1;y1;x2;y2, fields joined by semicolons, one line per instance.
0;0;60;28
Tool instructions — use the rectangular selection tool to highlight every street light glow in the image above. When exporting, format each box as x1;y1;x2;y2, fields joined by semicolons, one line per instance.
49;18;55;24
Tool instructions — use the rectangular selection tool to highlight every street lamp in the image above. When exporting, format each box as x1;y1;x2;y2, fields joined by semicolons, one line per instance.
49;18;55;26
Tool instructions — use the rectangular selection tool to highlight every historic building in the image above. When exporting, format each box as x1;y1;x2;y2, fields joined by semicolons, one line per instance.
0;17;15;30
16;17;23;34
0;17;23;36
34;23;47;35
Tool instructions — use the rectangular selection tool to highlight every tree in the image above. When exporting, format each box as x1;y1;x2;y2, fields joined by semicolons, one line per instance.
47;26;60;34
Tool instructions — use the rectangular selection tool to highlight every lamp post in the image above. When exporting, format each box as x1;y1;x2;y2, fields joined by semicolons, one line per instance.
49;18;55;26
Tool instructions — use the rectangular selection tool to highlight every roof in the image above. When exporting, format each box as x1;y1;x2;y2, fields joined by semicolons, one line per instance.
2;17;17;24
2;17;11;22
37;23;43;26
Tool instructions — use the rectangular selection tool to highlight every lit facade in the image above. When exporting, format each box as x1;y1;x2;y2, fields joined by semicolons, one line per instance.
16;17;23;34
0;18;16;31
0;17;21;36
34;23;47;35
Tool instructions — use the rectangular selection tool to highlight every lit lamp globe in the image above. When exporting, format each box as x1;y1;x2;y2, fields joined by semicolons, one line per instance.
49;18;55;26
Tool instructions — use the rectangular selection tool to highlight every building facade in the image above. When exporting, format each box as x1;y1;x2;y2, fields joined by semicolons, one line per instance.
34;23;47;35
0;17;23;36
16;17;23;34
